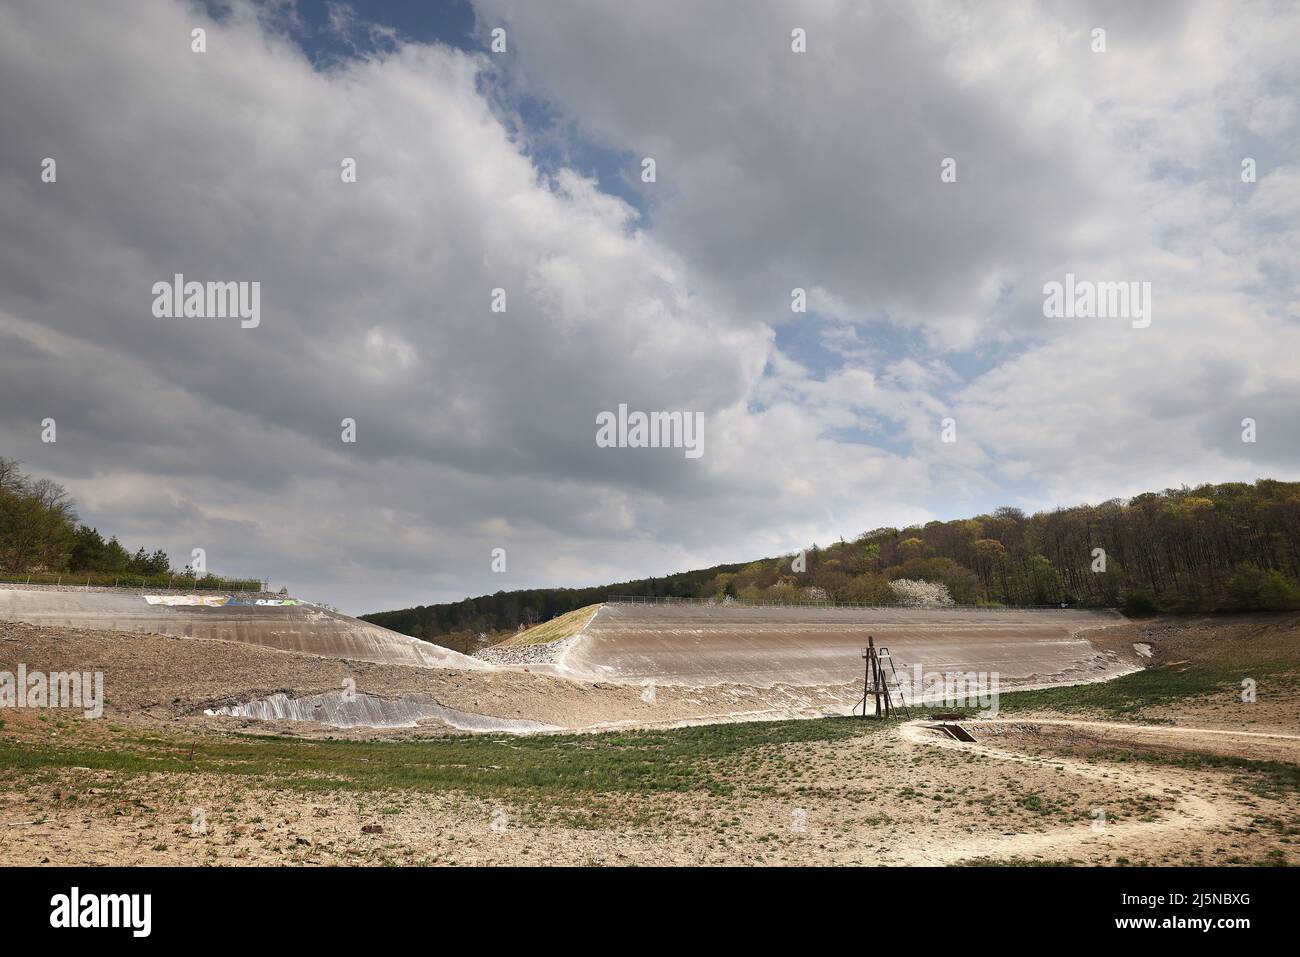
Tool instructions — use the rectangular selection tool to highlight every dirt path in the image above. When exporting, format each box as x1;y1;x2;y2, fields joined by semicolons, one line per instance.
986;717;1300;744
893;718;1267;864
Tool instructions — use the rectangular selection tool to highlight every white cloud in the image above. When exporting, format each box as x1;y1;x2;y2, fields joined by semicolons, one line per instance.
1;0;1297;613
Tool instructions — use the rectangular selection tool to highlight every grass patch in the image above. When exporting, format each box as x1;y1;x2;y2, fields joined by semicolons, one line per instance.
496;605;602;647
0;572;263;591
996;659;1299;718
1088;748;1300;799
0;715;887;801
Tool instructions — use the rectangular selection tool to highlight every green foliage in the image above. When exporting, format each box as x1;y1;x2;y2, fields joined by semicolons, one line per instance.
363;560;750;639
128;546;171;576
5;570;264;590
1121;588;1162;616
1224;564;1300;611
68;526;137;573
1027;554;1063;604
367;479;1300;637
999;658;1237;716
0;461;76;572
832;573;894;604
1087;748;1300;798
0;715;885;801
0;457;251;587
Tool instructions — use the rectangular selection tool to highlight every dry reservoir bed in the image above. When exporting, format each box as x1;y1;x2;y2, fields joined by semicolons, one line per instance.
0;604;1297;866
0;594;1140;731
1;708;1294;866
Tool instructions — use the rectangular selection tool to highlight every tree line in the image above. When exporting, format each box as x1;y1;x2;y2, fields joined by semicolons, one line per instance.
0;457;247;586
361;561;748;643
365;479;1300;642
710;479;1300;615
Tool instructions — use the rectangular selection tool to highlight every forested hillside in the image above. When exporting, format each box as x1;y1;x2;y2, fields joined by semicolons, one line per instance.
364;480;1300;643
0;457;256;588
362;561;748;643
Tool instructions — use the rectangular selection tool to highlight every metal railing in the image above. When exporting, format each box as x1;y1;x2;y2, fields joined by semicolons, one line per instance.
0;575;269;593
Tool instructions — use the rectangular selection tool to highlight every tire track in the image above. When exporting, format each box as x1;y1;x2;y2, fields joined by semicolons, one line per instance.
893;718;1255;865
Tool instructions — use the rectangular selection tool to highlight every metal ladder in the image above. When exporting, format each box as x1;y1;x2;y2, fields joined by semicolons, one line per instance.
877;646;913;719
855;636;913;719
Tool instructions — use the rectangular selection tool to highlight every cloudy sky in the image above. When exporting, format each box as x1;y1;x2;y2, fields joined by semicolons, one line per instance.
1;0;1297;615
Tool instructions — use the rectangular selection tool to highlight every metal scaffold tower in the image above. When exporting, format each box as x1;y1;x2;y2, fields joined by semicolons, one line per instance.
855;635;912;719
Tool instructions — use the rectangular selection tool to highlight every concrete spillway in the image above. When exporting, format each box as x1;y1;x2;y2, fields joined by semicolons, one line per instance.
551;602;1128;689
0;588;487;671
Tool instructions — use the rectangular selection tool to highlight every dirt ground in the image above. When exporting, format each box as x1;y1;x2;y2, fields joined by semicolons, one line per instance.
0;620;863;734
1;613;1297;866
1;705;1294;866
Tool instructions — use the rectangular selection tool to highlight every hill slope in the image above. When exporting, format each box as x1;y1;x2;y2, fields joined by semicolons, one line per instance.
0;587;486;670
364;480;1300;641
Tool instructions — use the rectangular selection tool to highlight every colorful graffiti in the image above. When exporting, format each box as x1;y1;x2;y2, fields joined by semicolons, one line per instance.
143;596;301;607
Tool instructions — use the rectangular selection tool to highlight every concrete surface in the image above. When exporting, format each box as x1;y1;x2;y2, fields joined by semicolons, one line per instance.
552;602;1128;688
0;588;487;671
